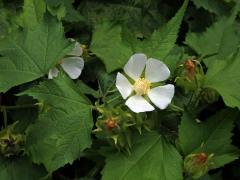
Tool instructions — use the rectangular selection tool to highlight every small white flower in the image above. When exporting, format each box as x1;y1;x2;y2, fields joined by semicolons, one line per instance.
48;40;84;79
116;53;175;113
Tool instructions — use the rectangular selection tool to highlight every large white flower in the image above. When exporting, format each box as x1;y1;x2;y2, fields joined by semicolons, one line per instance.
116;53;174;113
48;40;84;79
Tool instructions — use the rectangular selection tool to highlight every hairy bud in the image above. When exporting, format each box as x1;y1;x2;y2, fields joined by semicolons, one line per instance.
184;152;214;179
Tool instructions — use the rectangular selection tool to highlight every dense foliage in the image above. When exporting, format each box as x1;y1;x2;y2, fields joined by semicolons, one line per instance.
0;0;240;179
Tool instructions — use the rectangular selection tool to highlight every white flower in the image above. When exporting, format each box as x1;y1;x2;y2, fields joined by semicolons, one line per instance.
116;53;175;113
48;40;84;79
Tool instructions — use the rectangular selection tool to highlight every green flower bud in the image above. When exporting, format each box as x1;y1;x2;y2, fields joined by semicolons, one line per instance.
93;104;145;151
36;101;51;113
175;58;204;93
0;124;25;157
184;152;214;179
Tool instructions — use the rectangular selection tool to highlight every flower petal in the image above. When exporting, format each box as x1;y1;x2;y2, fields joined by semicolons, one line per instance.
125;95;154;113
68;40;83;56
116;73;133;99
147;84;174;109
61;57;84;79
124;53;147;80
145;58;170;83
48;67;59;79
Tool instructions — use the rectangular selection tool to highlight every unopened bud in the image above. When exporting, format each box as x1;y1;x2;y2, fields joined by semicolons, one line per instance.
184;152;214;179
0;127;25;157
105;118;118;131
185;59;196;80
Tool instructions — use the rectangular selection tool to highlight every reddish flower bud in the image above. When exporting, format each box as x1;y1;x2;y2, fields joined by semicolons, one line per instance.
105;118;118;131
185;59;196;79
193;153;208;165
184;152;214;179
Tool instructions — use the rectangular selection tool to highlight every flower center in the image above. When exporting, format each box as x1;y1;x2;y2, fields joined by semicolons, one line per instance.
133;78;151;95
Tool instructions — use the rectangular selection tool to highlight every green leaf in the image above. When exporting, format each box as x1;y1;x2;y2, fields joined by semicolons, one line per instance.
142;0;189;60
179;109;239;168
185;18;239;59
63;0;83;22
47;2;66;20
80;1;164;36
76;80;100;98
204;53;240;109
102;132;183;180
80;1;142;25
192;0;231;15
0;16;73;92
90;22;132;73
162;46;189;72
0;156;46;180
90;0;188;72
20;75;93;172
46;0;62;7
22;0;46;28
46;0;82;22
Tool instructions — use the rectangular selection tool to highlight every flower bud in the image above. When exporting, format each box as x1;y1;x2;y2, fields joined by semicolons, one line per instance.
94;105;143;151
175;58;204;93
185;59;196;80
184;152;214;179
105;118;118;131
36;101;51;113
0;125;25;157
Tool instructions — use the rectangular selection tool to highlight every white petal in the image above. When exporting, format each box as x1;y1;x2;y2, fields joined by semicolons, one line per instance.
61;57;84;79
48;67;59;79
145;58;170;83
147;84;174;110
124;53;147;80
125;95;154;113
68;40;83;56
116;73;133;99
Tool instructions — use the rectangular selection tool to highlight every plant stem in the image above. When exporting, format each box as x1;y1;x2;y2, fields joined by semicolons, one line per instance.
0;104;37;127
169;104;184;112
87;162;104;178
2;107;7;127
0;104;38;110
105;95;122;104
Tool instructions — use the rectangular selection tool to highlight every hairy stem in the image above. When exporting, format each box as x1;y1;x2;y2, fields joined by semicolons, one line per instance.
2;107;7;127
169;104;184;112
0;104;38;110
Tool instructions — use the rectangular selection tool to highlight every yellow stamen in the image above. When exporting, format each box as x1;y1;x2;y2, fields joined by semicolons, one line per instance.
133;78;151;95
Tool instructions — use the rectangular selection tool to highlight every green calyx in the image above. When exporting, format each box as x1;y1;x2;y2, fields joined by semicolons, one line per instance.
0;123;25;157
93;104;146;152
184;152;214;179
175;59;204;92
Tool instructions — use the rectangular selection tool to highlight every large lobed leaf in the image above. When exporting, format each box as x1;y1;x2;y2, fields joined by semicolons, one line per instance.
102;132;183;180
192;0;231;15
22;0;46;28
0;15;73;93
90;0;189;73
185;14;240;109
179;109;239;168
20;74;93;172
143;0;189;60
204;53;240;109
185;18;239;59
90;22;132;73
